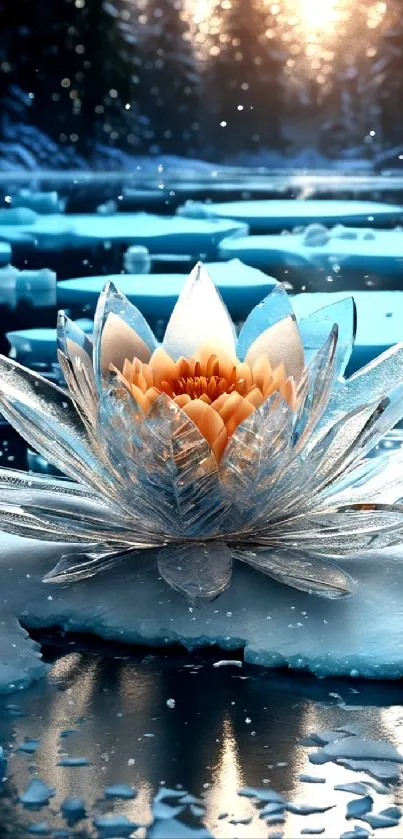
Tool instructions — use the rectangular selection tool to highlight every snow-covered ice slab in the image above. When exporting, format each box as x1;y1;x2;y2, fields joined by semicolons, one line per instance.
57;260;278;320
184;200;403;232
1;535;403;693
219;227;403;280
0;213;248;258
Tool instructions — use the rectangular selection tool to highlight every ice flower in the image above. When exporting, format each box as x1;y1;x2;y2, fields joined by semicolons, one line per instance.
1;263;403;601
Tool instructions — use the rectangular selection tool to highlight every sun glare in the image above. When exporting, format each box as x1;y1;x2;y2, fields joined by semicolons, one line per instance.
298;0;337;30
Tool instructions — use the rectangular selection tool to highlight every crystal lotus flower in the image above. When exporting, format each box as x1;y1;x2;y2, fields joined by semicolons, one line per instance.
1;263;403;602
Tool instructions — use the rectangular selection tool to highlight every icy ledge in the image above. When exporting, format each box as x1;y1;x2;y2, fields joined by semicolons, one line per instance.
1;534;403;693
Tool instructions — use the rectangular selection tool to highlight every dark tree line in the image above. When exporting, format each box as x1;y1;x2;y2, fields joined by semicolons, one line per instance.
0;0;402;165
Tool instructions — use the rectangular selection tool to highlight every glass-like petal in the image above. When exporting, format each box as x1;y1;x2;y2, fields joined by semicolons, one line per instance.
298;296;356;379
235;546;353;598
57;311;97;425
244;316;305;383
293;325;338;452
162;263;236;360
93;281;157;389
319;340;403;442
43;545;138;584
265;503;403;555
220;394;293;522
237;284;295;360
317;453;403;508
141;394;232;537
157;542;232;600
0;355;111;493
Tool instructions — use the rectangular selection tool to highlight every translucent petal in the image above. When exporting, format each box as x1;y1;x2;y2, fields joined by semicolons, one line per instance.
293;325;339;452
244;317;305;383
318;453;403;508
264;400;382;523
43;545;138;584
264;504;403;556
220;394;293;522
237;284;296;360
318;341;403;443
235;547;353;598
140;394;232;537
0;467;95;498
298;296;356;379
57;311;97;425
93;281;157;389
0;355;111;493
163;263;236;360
157;542;232;600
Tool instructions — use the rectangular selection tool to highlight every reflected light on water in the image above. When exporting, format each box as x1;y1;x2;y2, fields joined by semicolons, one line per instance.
204;716;265;838
298;0;337;30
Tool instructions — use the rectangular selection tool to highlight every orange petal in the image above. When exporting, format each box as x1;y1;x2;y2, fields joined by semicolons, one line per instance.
252;354;273;392
280;377;297;410
182;399;228;461
149;347;177;383
245;387;264;409
173;394;192;408
235;361;253;388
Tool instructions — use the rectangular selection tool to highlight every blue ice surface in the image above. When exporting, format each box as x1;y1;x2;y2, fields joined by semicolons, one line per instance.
219;227;403;278
7;319;93;365
179;199;403;232
291;290;403;375
0;212;248;258
0;241;11;266
57;260;278;321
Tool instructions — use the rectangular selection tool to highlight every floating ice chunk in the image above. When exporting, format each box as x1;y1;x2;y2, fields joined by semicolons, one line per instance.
362;812;400;829
334;782;369;795
180;795;204;805
57;756;90;766
229;816;253;825
16;738;40;753
191;805;205;818
60;797;86;821
286;802;334;816
25;822;51;835
93;814;138;838
378;806;402;819
303;224;330;247
340;828;370;839
299;774;326;784
259;802;286;817
309;737;403;765
20;778;55;807
104;783;137;799
300;830;325;836
155;787;186;801
212;659;242;668
166;698;176;709
337;759;401;781
147;818;213;838
346;795;373;818
266;813;285;825
152;800;185;820
307;730;348;745
238;787;286;804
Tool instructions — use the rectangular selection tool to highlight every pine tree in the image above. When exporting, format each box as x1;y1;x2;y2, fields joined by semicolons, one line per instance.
372;22;403;146
0;0;145;163
139;0;200;157
202;0;284;159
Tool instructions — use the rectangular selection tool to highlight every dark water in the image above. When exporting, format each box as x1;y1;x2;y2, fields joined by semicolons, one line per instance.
0;636;402;838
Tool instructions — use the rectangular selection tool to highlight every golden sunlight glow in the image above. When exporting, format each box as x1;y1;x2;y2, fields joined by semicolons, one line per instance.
298;0;337;30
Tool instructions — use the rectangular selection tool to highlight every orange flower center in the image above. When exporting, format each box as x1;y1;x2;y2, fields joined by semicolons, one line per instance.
112;345;296;462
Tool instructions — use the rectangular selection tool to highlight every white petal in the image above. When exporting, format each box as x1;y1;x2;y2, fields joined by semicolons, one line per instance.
93;281;157;388
100;312;151;374
245;316;305;382
163;263;236;360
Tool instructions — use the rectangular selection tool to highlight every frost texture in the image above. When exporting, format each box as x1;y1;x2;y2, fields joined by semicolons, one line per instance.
2;535;403;693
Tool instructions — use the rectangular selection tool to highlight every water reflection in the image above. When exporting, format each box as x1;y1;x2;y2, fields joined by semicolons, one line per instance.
0;645;402;837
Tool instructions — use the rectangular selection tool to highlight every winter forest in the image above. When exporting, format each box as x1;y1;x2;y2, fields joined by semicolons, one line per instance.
0;0;403;169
